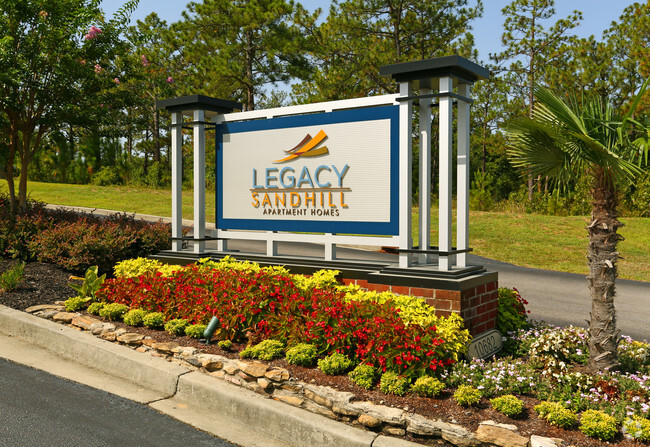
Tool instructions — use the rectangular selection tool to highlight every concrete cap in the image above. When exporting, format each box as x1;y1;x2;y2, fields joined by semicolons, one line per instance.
156;95;242;115
379;55;489;87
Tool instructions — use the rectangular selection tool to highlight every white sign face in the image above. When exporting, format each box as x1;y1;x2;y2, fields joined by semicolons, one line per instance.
216;106;399;235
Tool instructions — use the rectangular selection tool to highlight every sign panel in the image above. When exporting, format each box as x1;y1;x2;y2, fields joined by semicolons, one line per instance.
216;106;399;235
467;329;503;360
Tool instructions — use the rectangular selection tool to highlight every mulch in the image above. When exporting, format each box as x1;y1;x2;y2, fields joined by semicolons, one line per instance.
0;258;640;447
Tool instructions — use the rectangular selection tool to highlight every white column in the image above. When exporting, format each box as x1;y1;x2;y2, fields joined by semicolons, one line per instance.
324;234;336;261
438;77;453;271
418;86;432;265
193;109;206;254
457;84;471;267
171;112;183;252
398;81;413;268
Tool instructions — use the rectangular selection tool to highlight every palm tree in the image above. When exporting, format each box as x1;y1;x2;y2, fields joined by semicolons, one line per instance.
504;81;649;372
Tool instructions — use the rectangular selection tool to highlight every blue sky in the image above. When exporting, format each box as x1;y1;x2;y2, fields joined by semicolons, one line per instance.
101;0;636;62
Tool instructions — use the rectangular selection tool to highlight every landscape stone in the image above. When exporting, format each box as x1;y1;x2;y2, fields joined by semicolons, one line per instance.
100;332;117;341
52;312;76;323
303;400;337;419
210;370;226;379
530;435;563;447
116;333;144;345
382;426;406;436
273;390;304;408
237;361;268;378
352;401;405;426
202;359;224;372
480;420;519;432
332;403;361;417
405;414;443;436
475;424;528;447
440;423;479;447
152;341;179;354
280;379;303;392
358;414;382;428
71;315;99;331
38;310;60;319
257;378;273;390
264;368;290;382
223;363;239;375
303;384;355;409
172;346;198;356
25;304;64;313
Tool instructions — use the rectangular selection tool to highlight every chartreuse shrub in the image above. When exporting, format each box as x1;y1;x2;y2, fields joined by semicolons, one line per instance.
490;395;524;417
292;269;341;292
99;303;128;321
410;376;445;398
114;258;181;278
623;416;650;441
123;309;148;326
379;372;410;396
348;364;378;390
185;324;207;339
64;296;87;312
240;340;285;361
534;401;577;428
165;319;189;336
142;312;165;329
579;410;618;440
218;340;233;350
318;352;354;375
0;261;25;292
286;343;318;367
496;288;529;334
453;385;482;406
87;301;105;315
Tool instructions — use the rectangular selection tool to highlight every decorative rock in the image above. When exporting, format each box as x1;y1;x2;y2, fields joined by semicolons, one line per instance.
280;380;303;392
202;359;224;372
225;375;242;386
210;370;226;379
240;380;263;393
172;346;198;356
352;401;405;426
273;393;304;408
303;400;337;419
37;310;60;319
115;328;127;336
303;384;355;410
71;315;99;331
238;371;257;382
440;424;479;447
264;368;290;382
237;361;268;378
101;331;117;341
358;414;382;429
141;338;156;347
475;424;528;447
153;342;179;354
332;403;361;417
480;420;519;432
52;312;76;324
223;363;239;375
257;378;273;390
383;426;406;436
405;414;443;436
530;435;563;447
116;333;145;345
135;346;150;353
25;304;64;313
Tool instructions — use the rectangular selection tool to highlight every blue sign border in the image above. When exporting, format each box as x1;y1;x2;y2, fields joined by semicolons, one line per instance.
215;105;399;235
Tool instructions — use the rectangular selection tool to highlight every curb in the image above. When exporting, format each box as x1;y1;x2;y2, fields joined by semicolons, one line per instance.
0;305;423;447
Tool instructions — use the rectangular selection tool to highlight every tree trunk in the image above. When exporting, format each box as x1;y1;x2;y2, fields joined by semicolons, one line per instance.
586;169;622;372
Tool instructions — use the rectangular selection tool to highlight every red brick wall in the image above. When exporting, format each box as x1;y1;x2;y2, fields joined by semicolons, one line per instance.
341;278;499;336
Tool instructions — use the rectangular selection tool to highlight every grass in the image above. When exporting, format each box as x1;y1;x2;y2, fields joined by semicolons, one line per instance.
3;179;649;282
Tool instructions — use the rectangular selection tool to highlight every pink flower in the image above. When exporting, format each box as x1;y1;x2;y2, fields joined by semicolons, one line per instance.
141;54;149;67
94;64;102;74
166;76;174;84
113;78;120;84
84;25;102;40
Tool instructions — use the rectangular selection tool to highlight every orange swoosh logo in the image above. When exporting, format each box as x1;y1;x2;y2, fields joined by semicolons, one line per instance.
274;130;329;163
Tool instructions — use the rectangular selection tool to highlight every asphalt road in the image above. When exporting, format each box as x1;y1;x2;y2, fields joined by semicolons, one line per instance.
0;358;236;447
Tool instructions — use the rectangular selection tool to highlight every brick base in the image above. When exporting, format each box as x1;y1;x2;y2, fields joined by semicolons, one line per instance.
342;277;499;336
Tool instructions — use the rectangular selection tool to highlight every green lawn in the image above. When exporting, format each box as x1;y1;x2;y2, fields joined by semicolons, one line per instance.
3;179;649;282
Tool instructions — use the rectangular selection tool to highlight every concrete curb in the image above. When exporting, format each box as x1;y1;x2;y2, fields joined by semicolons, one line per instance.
0;305;424;447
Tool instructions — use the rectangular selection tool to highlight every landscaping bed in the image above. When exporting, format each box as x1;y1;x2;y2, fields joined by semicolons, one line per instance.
1;257;648;446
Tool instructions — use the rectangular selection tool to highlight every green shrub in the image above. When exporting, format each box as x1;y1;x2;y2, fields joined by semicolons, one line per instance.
286;343;318;367
490;395;524;417
622;416;650;441
87;301;106;315
618;337;650;373
453;385;482;406
218;339;233;350
185;324;207;339
579;410;618;441
317;352;354;375
142;312;165;329
64;296;87;312
123;309;148;327
348;364;378;390
496;288;529;334
0;261;25;292
534;401;577;428
165;319;189;336
410;376;445;398
98;303;128;321
379;371;411;396
240;340;285;361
